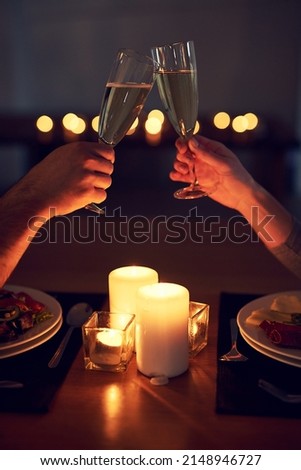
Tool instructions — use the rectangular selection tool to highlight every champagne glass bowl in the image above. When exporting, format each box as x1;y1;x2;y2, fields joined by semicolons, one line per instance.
85;48;157;214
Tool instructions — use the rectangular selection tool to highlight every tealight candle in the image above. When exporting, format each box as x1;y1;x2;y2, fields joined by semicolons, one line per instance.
188;301;210;357
91;330;123;366
82;311;135;372
136;282;189;378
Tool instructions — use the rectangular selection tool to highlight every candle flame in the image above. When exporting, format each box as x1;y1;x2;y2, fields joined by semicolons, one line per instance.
97;330;122;347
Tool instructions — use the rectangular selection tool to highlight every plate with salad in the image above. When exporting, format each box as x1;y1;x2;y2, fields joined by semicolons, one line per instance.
0;285;62;357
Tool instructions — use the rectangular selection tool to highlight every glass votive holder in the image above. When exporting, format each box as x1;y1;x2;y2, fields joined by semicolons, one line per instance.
189;301;209;357
82;311;135;372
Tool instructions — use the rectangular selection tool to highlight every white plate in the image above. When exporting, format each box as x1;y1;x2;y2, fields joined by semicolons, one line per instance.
0;285;62;352
237;290;301;361
0;317;63;359
240;329;301;368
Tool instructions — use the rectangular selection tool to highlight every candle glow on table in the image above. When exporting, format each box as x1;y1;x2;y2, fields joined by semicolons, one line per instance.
109;266;159;316
136;282;189;378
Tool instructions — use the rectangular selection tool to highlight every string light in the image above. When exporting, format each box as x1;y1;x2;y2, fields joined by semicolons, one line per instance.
36;109;260;142
72;117;86;134
91;116;99;132
232;115;248;133
147;109;165;124
244;112;258;130
62;113;78;130
62;113;86;134
145;117;162;135
213;112;230;129
36;115;53;132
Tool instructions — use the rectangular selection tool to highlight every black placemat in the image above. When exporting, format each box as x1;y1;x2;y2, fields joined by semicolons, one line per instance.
216;292;301;418
0;291;107;413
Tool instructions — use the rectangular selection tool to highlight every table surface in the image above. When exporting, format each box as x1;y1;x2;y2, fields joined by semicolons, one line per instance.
1;215;301;450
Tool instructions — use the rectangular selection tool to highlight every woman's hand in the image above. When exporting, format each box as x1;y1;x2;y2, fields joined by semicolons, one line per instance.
170;135;256;211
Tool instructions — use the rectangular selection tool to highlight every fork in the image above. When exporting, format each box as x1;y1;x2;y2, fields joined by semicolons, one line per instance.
219;318;248;362
258;379;301;404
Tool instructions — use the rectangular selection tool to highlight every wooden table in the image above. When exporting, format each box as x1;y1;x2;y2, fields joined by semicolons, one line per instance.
1;214;300;450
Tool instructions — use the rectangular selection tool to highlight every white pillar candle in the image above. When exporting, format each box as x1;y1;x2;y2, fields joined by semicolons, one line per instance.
109;266;159;316
136;282;189;378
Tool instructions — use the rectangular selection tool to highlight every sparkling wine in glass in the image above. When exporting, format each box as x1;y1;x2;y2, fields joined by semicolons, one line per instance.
151;40;206;199
85;49;157;214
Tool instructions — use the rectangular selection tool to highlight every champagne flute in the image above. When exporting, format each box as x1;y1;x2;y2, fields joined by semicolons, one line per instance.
151;40;206;199
85;49;157;214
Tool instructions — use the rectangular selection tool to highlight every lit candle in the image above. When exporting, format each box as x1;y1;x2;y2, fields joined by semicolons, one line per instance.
136;282;189;378
90;330;123;366
109;266;159;316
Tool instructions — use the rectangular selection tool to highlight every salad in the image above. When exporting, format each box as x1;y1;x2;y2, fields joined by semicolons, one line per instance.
0;288;53;343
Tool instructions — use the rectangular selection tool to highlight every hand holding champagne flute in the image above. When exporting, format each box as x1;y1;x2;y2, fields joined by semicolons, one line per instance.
151;40;206;199
85;49;157;214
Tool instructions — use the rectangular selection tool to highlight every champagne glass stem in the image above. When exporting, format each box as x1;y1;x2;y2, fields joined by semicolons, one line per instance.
84;203;105;215
173;136;207;199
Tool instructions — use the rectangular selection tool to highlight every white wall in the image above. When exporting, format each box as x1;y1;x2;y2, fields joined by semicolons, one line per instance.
0;0;300;130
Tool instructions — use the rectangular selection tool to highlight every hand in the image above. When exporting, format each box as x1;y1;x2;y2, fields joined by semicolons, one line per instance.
14;141;115;217
170;135;256;211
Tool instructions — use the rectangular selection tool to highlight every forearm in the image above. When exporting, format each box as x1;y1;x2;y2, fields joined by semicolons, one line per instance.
269;218;301;279
0;187;49;287
236;181;294;249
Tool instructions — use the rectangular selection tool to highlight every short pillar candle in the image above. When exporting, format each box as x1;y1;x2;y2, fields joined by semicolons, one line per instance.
136;282;189;378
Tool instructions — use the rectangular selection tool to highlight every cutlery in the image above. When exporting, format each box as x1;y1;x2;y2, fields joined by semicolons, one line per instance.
0;380;24;389
219;318;248;362
258;379;301;404
48;302;92;368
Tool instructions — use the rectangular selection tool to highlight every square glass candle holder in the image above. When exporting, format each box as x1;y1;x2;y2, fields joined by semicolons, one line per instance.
82;311;135;372
188;301;209;357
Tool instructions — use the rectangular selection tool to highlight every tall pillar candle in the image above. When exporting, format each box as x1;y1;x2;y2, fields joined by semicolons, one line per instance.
109;266;159;316
136;282;189;378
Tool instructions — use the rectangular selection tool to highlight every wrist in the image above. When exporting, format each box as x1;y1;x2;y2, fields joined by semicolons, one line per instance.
236;180;267;218
236;180;293;248
1;184;52;224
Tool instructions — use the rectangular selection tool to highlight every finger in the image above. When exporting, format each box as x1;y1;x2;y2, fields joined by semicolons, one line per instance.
169;170;193;183
93;174;112;190
175;151;194;165
81;141;115;163
189;136;233;160
175;138;188;154
95;143;115;163
91;187;108;204
173;160;190;174
85;158;114;176
188;137;229;168
96;160;114;175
